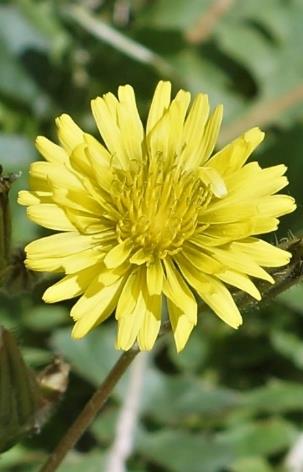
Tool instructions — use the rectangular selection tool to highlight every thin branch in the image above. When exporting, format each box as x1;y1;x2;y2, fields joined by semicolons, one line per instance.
219;83;303;145
105;353;148;472
185;0;235;44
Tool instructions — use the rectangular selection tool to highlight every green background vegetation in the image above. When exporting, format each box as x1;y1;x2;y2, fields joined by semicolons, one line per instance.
1;0;303;470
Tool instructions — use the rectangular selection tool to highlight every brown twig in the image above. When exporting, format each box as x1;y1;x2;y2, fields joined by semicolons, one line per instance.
185;0;235;44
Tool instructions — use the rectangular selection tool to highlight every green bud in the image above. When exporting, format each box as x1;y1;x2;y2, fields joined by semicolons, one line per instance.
0;327;70;453
0;326;43;452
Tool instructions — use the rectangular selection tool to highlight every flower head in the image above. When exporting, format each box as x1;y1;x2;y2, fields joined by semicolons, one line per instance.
19;81;296;351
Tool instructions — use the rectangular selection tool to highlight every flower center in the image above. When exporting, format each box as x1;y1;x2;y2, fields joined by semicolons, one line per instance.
111;160;211;261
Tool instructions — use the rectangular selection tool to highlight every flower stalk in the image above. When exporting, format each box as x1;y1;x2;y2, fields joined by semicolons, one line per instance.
39;347;140;472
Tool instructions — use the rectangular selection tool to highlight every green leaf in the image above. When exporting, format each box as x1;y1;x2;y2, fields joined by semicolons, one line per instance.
23;305;67;332
55;450;106;472
277;284;303;314
142;372;240;424
242;380;303;415
270;330;303;369
0;5;48;54
0;40;41;105
217;418;297;457
137;429;234;472
230;456;275;472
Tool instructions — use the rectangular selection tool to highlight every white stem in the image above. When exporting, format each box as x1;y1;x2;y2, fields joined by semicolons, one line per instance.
105;353;148;472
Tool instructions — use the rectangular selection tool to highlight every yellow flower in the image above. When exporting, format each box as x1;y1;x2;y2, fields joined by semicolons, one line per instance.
18;81;296;352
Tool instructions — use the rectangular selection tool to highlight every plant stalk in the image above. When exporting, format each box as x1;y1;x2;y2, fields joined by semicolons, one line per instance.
39;348;140;472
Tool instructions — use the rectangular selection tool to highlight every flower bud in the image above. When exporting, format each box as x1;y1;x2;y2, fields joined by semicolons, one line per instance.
0;326;43;452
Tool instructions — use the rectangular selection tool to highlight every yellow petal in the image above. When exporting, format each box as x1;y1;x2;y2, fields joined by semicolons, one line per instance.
118;84;144;161
163;259;197;324
137;292;162;351
201;220;255;243
257;195;296;218
226;163;288;198
182;243;223;274
52;187;102;216
116;273;146;349
199;104;223;164
198;275;243;329
176;259;242;329
30;161;83;192
91;94;127;169
167;298;195;352
207;246;274;283
201;200;257;224
69;143;93;179
83;133;111;167
26;247;102;274
104;240;132;269
55;114;84;154
72;277;124;337
146;260;164;295
25;232;95;258
130;248;152;265
18;190;52;206
217;269;261;300
36;136;68;164
208;127;265;175
148;89;191;165
146;80;171;134
27;204;76;231
232;238;292;267
198;166;227;198
115;269;142;320
43;264;101;303
180;93;209;169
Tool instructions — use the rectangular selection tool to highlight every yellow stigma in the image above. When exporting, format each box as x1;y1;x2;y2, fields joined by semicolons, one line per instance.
112;158;211;262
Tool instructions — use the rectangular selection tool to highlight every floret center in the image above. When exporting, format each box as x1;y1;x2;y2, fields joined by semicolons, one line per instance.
112;160;211;260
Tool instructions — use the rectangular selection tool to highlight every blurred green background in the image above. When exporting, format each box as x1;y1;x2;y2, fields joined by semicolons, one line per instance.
1;0;303;471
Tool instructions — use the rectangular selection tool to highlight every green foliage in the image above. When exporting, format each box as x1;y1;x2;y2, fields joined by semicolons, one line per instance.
1;0;303;470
